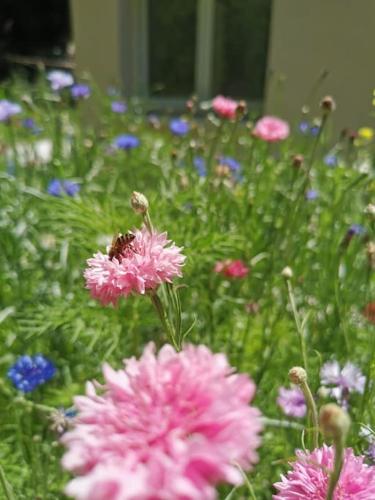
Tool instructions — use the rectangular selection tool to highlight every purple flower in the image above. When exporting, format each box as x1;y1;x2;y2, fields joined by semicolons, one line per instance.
47;179;80;197
113;134;140;150
71;84;91;100
8;354;56;393
219;156;241;172
111;101;127;113
324;154;338;167
368;443;375;461
348;224;366;236
169;118;190;136
63;181;81;197
277;387;307;418
305;189;319;201
320;360;366;404
299;121;310;135
22;118;35;129
47;70;74;91
0;100;22;122
193;156;207;177
310;125;320;136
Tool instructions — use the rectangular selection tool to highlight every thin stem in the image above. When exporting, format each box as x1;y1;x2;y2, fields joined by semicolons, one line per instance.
300;379;319;449
0;464;16;500
326;437;344;500
286;279;308;371
149;292;179;350
143;210;154;234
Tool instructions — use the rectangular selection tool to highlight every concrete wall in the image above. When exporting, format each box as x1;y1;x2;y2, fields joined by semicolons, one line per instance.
265;0;375;131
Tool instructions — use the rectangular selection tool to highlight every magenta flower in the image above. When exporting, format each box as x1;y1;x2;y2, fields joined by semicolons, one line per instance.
212;95;238;120
253;116;290;142
320;360;365;405
273;445;375;499
277;387;306;418
214;259;249;278
61;343;263;500
84;227;186;305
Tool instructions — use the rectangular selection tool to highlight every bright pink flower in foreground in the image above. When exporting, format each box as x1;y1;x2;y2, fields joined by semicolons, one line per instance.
212;95;238;120
253;116;290;142
61;343;263;500
84;228;185;305
214;259;249;278
273;445;375;499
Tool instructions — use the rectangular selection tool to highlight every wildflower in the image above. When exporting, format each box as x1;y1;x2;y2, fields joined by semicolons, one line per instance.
357;127;374;143
169;118;190;136
277;387;306;418
363;302;375;324
319;403;350;440
61;343;262;500
193;156;207;177
47;70;74;91
281;266;293;279
310;124;320;136
130;191;149;214
364;204;375;216
113;134;140;150
218;156;241;172
253;116;290;142
0;99;22;122
348;223;366;236
71;84;91;100
298;121;310;135
84;227;185;305
305;189;319;201
50;408;77;434
8;354;56;392
320;360;365;405
212;95;238;120
320;95;336;113
273;445;375;499
47;179;80;197
291;154;304;168
324;154;338;167
214;259;249;278
111;101;127;113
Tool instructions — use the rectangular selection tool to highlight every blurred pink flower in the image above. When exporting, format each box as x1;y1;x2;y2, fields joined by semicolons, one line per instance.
253;116;290;142
273;445;375;499
62;343;263;500
212;95;238;120
84;228;185;305
214;259;249;278
277;387;306;418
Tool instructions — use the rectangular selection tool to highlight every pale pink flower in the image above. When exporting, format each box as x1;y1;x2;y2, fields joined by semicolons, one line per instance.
212;95;238;120
253;116;290;142
214;259;249;278
273;445;375;499
277;387;306;418
61;343;263;500
84;228;185;305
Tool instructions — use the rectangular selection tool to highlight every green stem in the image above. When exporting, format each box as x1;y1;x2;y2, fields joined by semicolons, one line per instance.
143;210;154;234
286;279;308;371
326;437;344;500
300;379;319;449
149;292;179;350
0;464;16;500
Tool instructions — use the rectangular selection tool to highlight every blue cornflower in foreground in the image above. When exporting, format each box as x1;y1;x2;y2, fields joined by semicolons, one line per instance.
305;189;319;201
219;156;241;172
169;118;190;136
0;99;22;122
193;156;207;177
71;84;91;100
8;355;56;392
111;101;127;113
114;134;140;150
47;179;81;197
324;154;338;167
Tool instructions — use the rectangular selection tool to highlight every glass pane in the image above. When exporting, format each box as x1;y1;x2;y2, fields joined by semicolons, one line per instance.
213;0;272;100
148;0;197;97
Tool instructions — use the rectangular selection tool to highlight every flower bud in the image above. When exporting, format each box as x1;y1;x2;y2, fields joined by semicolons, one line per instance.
281;266;293;279
292;154;304;168
319;403;350;440
131;191;149;214
289;366;307;385
320;95;336;113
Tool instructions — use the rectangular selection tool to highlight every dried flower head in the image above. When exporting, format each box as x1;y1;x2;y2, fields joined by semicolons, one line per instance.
320;95;336;113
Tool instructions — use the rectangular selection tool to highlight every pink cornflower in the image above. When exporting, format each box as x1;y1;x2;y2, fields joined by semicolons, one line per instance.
61;343;263;500
84;227;185;305
214;259;249;278
212;95;238;120
277;387;306;419
273;445;375;499
253;116;290;142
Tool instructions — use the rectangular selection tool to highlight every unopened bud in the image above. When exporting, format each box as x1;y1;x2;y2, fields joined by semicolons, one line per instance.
319;403;350;440
289;366;307;385
131;191;149;214
292;154;304;168
320;95;336;113
281;266;293;279
236;100;247;118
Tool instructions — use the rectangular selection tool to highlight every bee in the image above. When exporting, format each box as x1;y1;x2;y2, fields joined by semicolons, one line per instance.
108;231;136;262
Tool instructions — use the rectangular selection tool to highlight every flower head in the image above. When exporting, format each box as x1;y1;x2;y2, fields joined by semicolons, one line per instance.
253;116;289;142
305;189;319;201
169;118;190;136
218;156;241;172
113;134;140;150
61;343;262;500
214;259;249;279
212;95;238;120
320;360;365;405
277;387;306;418
273;445;375;499
8;354;56;392
71;84;91;100
111;101;127;113
84;227;186;305
324;154;338;167
47;70;74;91
0;100;22;122
193;156;207;177
47;179;80;197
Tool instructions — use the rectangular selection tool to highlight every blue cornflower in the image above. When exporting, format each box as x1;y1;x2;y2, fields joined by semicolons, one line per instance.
219;156;241;172
22;118;35;129
47;179;80;197
0;99;22;122
324;154;338;167
193;156;207;177
169;118;190;136
348;224;366;236
111;101;127;113
299;121;310;135
310;125;320;136
8;354;56;392
113;134;140;150
305;189;319;200
71;84;91;100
